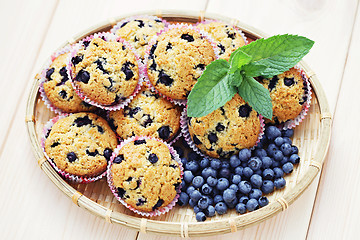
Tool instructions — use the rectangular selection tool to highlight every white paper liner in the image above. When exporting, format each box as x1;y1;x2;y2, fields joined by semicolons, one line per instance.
68;32;145;111
180;107;265;160
143;23;221;106
106;136;184;217
41;114;107;183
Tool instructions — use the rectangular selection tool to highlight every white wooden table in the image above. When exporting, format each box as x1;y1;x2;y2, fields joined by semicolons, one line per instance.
1;0;359;239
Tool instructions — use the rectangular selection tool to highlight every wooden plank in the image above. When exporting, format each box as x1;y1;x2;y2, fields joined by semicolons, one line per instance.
307;3;360;239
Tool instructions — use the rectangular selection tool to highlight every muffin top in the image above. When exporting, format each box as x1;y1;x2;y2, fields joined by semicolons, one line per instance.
197;21;246;60
108;85;181;141
44;113;118;177
147;26;216;100
71;37;139;106
110;138;181;212
188;94;261;159
257;68;308;124
43;52;95;113
113;17;167;59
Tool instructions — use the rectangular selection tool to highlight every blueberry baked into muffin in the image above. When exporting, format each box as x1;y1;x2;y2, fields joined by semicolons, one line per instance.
44;113;118;178
187;94;261;159
112;16;167;59
42;52;95;113
110;137;181;212
257;67;309;124
146;26;217;100
197;21;246;60
108;85;181;141
71;36;139;107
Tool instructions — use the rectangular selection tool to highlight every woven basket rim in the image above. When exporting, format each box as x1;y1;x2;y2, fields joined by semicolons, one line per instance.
25;10;332;237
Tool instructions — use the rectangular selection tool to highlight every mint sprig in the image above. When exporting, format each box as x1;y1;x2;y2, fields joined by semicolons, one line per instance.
187;34;314;119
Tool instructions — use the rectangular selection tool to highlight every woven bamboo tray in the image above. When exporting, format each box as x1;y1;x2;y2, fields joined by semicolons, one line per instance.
25;10;332;237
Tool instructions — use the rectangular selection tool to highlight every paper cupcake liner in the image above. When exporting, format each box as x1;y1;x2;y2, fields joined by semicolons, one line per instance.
39;45;74;114
180;107;265;160
68;32;145;111
106;136;184;217
40;114;107;183
195;19;248;45
281;65;312;130
143;23;220;106
110;15;169;35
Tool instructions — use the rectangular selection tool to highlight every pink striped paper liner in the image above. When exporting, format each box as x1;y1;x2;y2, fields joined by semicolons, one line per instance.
106;136;183;217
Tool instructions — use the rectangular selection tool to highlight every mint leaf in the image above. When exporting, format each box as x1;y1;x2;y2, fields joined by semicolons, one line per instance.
239;34;314;77
229;49;251;74
228;70;243;87
241;63;268;77
187;59;237;117
238;76;273;119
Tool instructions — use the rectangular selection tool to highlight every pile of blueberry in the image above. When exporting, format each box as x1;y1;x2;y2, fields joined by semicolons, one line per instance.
174;126;300;222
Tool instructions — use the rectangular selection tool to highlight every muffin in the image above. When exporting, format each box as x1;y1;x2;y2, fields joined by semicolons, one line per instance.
109;137;182;214
186;94;261;159
44;113;118;179
146;25;217;101
70;34;140;108
257;67;309;125
108;85;181;141
197;21;246;60
41;51;95;113
111;16;167;59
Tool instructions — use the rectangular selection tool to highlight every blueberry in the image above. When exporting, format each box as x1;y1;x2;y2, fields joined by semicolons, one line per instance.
173;146;184;158
230;155;241;168
193;206;200;213
215;123;225;132
267;143;278;157
238;148;251;162
186;185;195;195
75;69;90;83
117;188;125;198
234;166;243;176
202;167;217;179
67;152;77;162
274;177;286;189
183;170;194;183
262;168;274;180
157;126;170;140
221;161;230;169
289;154;300;164
216;178;229;191
188;151;200;161
152;199;164;210
280;143;292;156
214;195;223;204
218;43;226;54
219;168;231;179
265;126;281;140
280;156;289;166
236;203;247;214
274;137;284;147
148;153;158;164
208;132;218;144
239;196;249;204
243;167;254;179
59;90;67;99
254;149;267;158
246;198;259;211
291;146;299;155
273;167;284;178
282;162;294;174
283;137;292;145
199;158;210;169
157;70;174;86
261;180;274;194
46;68;55;79
250;174;263;189
113;155;124;164
261;157;273;169
226;197;238;209
134;139;146;145
103;148;112;161
189;199;196;207
198;197;210;209
177;192;189;206
204;205;215;217
215;202;228;215
229;184;239;192
185;161;199;173
192;135;202;145
195;212;206;222
248;157;262;171
239;181;252;194
284;77;295;86
258;196;269;207
249;188;262;200
239;104;252;118
206;176;218;187
282;129;294;138
271;161;280;168
73;116;92;127
71;55;83;66
181;157;187;166
181;34;194;42
223;189;236;203
256;137;268;149
201;183;212;195
273;150;284;162
190;190;202;202
210;158;221;169
192;176;205;188
180;180;187;190
231;174;241;185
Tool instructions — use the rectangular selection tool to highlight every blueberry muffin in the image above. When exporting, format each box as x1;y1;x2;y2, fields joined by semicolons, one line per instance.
108;85;181;141
43;52;95;112
44;113;118;178
112;16;167;59
147;26;216;100
188;94;261;159
110;138;181;212
71;36;139;106
197;21;246;60
257;68;309;124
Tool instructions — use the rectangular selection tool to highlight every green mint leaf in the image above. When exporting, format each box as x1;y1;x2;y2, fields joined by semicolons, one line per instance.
238;76;273;119
239;34;314;77
187;59;237;117
241;63;268;77
228;70;243;87
229;49;252;74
